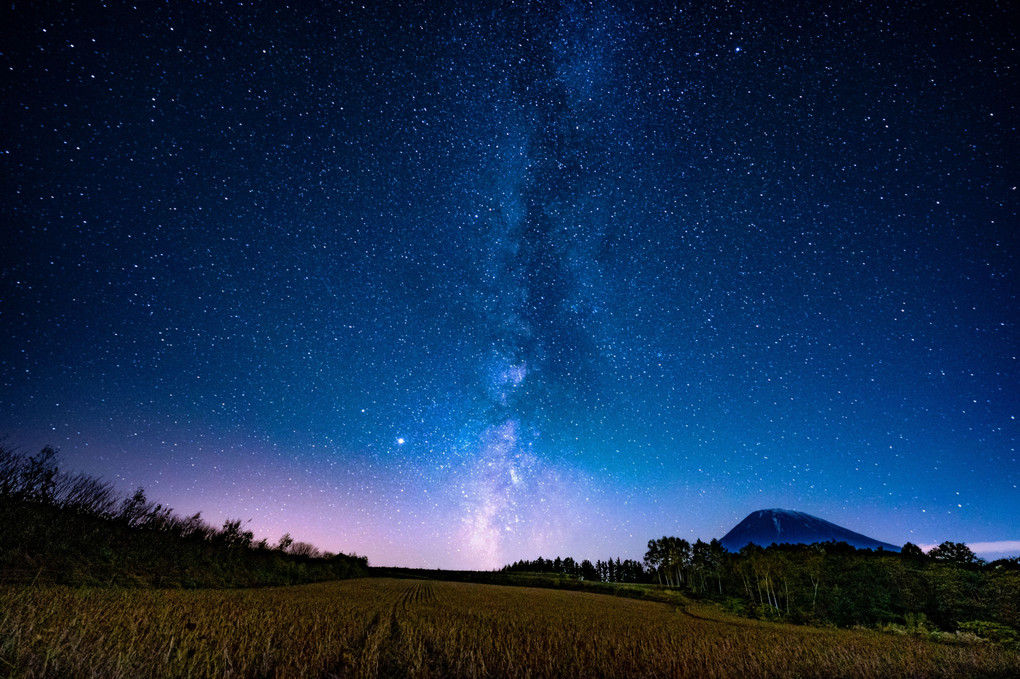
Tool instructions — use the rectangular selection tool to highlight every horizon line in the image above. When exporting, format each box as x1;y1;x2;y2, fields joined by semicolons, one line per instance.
919;540;1020;556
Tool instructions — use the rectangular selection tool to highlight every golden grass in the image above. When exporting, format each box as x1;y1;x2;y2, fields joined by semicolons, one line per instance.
2;578;1017;678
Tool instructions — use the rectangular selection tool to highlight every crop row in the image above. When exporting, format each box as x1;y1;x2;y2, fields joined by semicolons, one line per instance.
2;578;1017;678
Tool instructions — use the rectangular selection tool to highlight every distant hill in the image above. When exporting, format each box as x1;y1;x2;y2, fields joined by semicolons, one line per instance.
720;509;901;552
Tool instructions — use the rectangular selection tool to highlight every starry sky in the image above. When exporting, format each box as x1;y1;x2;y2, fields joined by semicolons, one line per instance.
2;1;1017;569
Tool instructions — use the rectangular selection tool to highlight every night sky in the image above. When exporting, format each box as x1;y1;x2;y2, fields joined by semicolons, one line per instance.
2;1;1017;569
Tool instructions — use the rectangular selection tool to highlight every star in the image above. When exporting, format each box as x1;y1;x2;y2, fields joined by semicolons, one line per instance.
0;0;1014;569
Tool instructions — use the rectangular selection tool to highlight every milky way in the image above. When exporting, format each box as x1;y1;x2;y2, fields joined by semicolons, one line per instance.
1;1;1016;567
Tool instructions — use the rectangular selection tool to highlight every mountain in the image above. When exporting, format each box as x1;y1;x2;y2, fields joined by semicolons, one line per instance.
719;509;901;552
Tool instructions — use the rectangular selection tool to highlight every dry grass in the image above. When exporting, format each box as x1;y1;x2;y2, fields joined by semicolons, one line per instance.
2;578;1017;678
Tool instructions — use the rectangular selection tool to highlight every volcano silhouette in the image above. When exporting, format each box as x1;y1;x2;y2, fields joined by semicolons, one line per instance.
719;509;900;552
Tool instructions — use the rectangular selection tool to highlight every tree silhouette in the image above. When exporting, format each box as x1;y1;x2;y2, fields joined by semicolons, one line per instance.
929;541;981;566
0;444;368;587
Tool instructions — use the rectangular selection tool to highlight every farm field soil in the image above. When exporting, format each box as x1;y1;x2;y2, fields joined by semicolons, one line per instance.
2;578;1017;678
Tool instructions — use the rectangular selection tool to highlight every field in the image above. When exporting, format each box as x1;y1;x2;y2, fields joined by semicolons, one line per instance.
2;578;1018;678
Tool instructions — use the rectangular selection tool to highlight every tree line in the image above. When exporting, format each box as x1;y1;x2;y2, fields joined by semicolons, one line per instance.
503;536;1020;642
0;445;368;587
503;555;645;583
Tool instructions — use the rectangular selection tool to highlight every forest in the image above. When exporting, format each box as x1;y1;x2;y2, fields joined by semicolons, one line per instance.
0;445;368;587
503;536;1020;647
